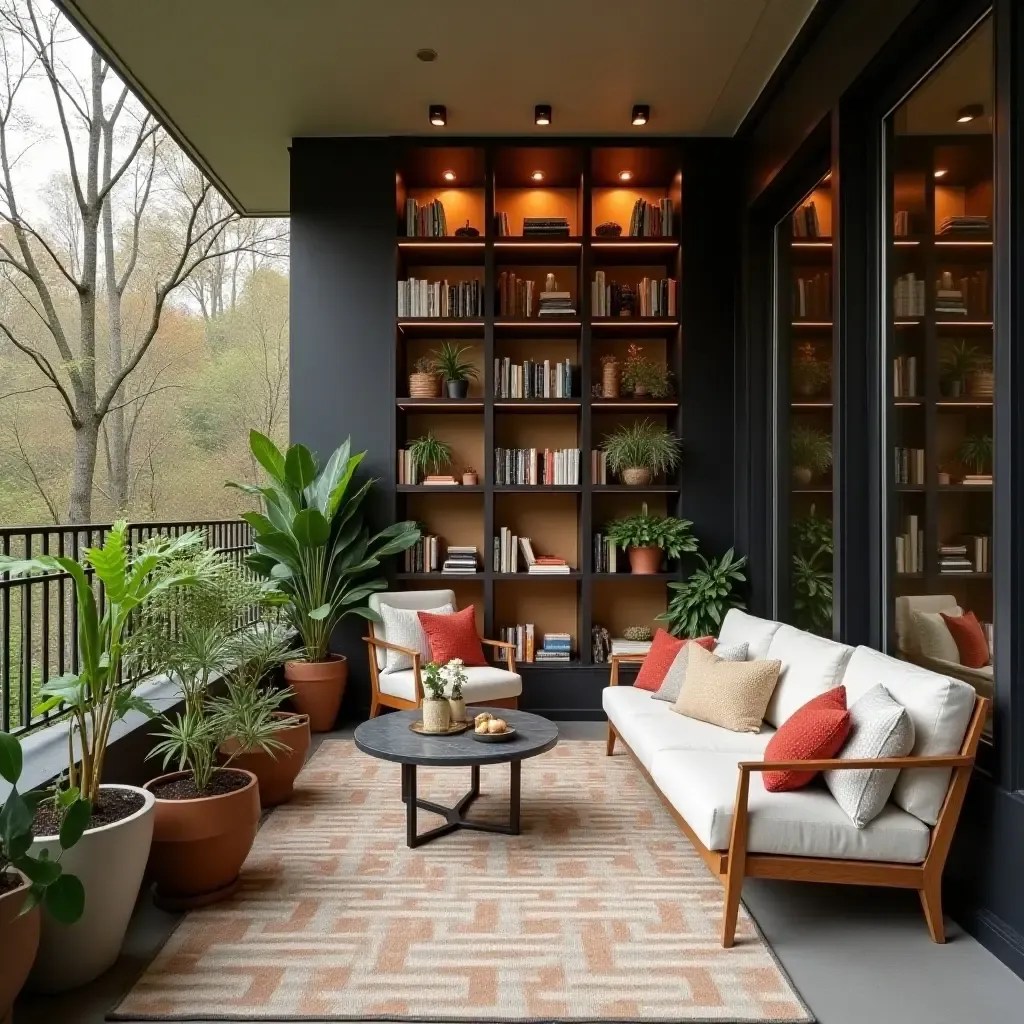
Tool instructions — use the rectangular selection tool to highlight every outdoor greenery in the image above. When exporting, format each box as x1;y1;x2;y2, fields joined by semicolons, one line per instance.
601;419;682;475
659;549;748;639
432;342;479;383
605;504;697;558
621;344;672;398
233;433;420;663
407;433;453;476
959;433;993;475
791;507;834;635
790;425;833;476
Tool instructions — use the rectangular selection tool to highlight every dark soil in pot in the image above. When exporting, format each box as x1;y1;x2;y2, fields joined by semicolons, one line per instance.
31;788;145;837
0;871;22;897
149;771;251;801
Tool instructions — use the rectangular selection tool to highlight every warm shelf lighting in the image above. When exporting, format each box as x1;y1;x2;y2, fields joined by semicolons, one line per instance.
631;104;650;126
934;168;948;178
442;170;455;182
618;171;633;181
531;170;544;181
429;104;447;127
535;104;551;126
957;103;984;123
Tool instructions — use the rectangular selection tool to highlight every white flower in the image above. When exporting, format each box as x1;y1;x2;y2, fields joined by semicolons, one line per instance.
447;658;464;668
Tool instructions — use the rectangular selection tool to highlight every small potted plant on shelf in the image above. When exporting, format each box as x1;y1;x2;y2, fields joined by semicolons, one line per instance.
408;432;454;483
433;341;479;399
233;432;420;732
409;355;440;398
792;342;831;398
621;343;672;398
623;625;652;643
462;466;478;486
601;418;682;486
790;506;834;637
659;549;748;638
1;732;88;1019
790;425;832;486
939;340;979;398
600;353;621;399
444;660;469;724
420;662;452;733
605;503;697;574
959;433;993;479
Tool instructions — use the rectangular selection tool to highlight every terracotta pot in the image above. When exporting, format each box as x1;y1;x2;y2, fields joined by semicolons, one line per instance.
409;372;440;398
633;385;649;397
285;655;347;732
462;473;478;486
144;769;260;910
421;697;451;733
622;466;652;486
1;871;39;1022
219;712;311;807
446;379;469;399
792;465;813;487
628;546;663;574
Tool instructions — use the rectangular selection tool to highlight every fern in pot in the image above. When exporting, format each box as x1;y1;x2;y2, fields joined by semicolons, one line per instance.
407;432;453;483
604;504;697;574
433;341;479;399
790;425;832;486
601;419;681;486
659;549;747;638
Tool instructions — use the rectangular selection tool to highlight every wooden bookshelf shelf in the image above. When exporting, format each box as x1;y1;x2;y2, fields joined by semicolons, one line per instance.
395;572;485;580
591;317;680;336
494;572;583;580
591;399;679;411
592;572;680;581
492;485;583;493
494;400;582;412
397;484;485;493
397;319;485;336
593;485;680;493
939;484;993;492
493;318;581;334
396;399;484;412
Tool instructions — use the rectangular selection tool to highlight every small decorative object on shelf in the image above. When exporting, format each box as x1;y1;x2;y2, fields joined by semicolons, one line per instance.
618;284;636;317
959;433;993;482
600;354;620;399
433;341;479;399
792;342;831;398
790;425;832;486
592;625;611;664
621;343;672;398
659;549;748;639
601;418;681;486
623;625;652;642
940;340;979;398
462;467;478;486
938;470;952;486
604;503;697;574
420;663;453;733
967;355;994;398
409;355;440;398
596;221;622;236
454;221;479;237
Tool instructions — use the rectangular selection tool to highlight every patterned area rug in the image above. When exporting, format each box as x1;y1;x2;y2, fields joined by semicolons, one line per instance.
110;740;812;1023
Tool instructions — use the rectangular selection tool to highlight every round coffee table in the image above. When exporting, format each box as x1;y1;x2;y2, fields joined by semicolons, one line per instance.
354;708;559;848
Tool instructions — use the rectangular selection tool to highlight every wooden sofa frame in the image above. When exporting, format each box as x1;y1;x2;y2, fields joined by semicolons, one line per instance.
607;653;990;947
364;625;519;718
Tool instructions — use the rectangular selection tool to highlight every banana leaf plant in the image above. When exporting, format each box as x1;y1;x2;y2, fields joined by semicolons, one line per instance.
229;432;420;663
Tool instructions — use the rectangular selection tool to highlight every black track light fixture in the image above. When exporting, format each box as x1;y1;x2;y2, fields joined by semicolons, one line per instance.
535;104;552;126
429;104;447;127
956;103;984;123
631;104;650;126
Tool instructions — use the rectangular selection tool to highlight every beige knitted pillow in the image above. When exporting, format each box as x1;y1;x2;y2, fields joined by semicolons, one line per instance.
673;643;782;733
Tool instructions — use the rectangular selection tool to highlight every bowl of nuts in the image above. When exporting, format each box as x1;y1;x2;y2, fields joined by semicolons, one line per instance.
472;712;517;742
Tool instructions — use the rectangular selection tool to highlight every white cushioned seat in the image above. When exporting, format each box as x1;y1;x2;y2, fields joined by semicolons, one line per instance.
764;624;854;727
378;665;522;703
650;749;930;863
716;609;784;660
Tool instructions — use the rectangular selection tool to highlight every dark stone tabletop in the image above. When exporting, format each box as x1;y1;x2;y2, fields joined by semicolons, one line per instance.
353;707;559;766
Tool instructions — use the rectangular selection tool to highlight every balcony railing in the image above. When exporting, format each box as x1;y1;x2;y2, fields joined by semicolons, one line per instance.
0;519;254;735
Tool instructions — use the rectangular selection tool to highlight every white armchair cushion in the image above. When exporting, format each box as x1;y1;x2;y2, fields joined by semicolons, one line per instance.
764;625;854;728
842;646;975;825
379;665;522;703
377;602;453;673
369;590;456;670
894;594;960;655
717;609;783;660
912;610;961;664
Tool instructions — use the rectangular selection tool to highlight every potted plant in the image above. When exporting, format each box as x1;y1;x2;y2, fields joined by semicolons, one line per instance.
790;507;834;636
959;433;993;477
659;548;748;638
462;466;478;486
408;432;453;482
790;425;832;485
792;342;831;398
420;663;452;733
601;418;682;486
444;660;469;723
621;343;672;398
409;355;440;398
0;522;205;991
433;341;479;399
232;432;420;732
623;625;652;643
600;354;620;398
939;340;979;398
604;503;697;574
1;732;88;1017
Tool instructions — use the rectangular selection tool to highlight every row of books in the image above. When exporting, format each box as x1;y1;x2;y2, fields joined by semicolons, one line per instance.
589;273;676;317
493;448;581;486
793;272;832;321
894;447;926;486
404;534;441;573
404;198;448;237
895;515;925;575
397;278;483;318
628;198;674;237
893;354;919;397
495;625;574;663
493;529;572;574
939;535;990;574
497;273;537;317
494;357;576;399
792;201;822;238
592;532;620;574
894;274;927;318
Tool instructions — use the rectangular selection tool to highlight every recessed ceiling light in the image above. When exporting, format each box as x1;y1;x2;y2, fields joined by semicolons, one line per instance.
535;104;552;126
957;103;984;123
429;104;446;127
618;171;633;181
631;104;650;126
531;171;544;181
442;170;456;182
416;48;437;62
934;168;948;178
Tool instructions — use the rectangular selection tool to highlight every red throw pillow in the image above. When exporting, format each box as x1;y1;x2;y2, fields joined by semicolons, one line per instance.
418;605;487;666
633;631;715;692
763;686;851;793
939;610;990;669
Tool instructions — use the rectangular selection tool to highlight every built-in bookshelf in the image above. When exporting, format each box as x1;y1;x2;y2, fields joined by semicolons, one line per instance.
393;144;684;668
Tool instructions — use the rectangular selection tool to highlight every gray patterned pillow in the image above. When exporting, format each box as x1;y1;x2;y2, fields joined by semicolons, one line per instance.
652;641;748;703
825;684;915;827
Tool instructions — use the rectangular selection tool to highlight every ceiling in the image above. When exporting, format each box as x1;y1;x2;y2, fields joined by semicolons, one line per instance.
59;0;818;215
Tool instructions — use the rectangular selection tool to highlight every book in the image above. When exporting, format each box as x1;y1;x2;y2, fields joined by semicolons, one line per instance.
493;357;577;398
493;448;580;486
628;198;673;237
398;278;482;317
405;197;448;237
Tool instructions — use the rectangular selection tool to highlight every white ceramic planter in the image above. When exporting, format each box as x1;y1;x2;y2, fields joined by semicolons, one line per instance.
28;783;155;993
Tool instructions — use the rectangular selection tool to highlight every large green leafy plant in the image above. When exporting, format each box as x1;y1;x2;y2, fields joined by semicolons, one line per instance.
659;549;747;638
231;433;420;663
0;522;207;804
790;507;833;635
604;504;697;558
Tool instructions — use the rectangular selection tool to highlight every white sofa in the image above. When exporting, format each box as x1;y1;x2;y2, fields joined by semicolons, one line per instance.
604;609;987;947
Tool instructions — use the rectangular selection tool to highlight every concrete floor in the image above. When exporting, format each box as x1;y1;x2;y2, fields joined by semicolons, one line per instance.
17;722;1024;1024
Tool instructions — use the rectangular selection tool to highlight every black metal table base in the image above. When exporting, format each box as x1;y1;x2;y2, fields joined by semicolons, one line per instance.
401;762;521;848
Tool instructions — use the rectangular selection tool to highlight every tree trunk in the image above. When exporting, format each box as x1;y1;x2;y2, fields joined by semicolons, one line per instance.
68;416;100;523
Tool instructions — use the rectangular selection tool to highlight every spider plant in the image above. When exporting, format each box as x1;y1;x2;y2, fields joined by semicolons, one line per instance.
432;341;479;383
600;419;682;476
790;425;833;477
408;432;453;476
959;433;993;475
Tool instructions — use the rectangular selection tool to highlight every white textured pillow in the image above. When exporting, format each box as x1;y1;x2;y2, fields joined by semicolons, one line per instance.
912;610;961;663
652;641;748;703
378;602;454;673
825;684;915;828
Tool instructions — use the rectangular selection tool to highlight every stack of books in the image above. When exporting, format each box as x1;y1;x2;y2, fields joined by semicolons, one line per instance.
591;450;609;484
493;447;580;485
405;198;447;237
523;216;570;238
611;636;652;656
893;274;926;317
397;278;482;317
893;354;919;397
494;357;576;399
895;514;924;574
791;202;821;238
935;271;967;317
894;447;925;485
527;553;571;575
538;290;576;317
963;473;993;485
938;544;973;575
592;532;619;573
497;623;535;662
442;546;480;575
938;215;991;237
497;272;536;317
628;198;673;237
404;535;440;573
794;273;832;320
536;633;572;662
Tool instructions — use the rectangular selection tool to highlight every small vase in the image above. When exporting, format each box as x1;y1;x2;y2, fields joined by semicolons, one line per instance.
446;379;469;399
792;465;813;487
462;473;478;486
633;385;649;398
601;360;620;399
448;696;467;724
628;546;662;574
938;472;951;485
409;372;440;398
622;466;652;486
421;697;451;733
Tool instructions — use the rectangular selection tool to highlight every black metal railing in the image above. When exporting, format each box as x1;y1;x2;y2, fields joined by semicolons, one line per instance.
0;520;254;735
